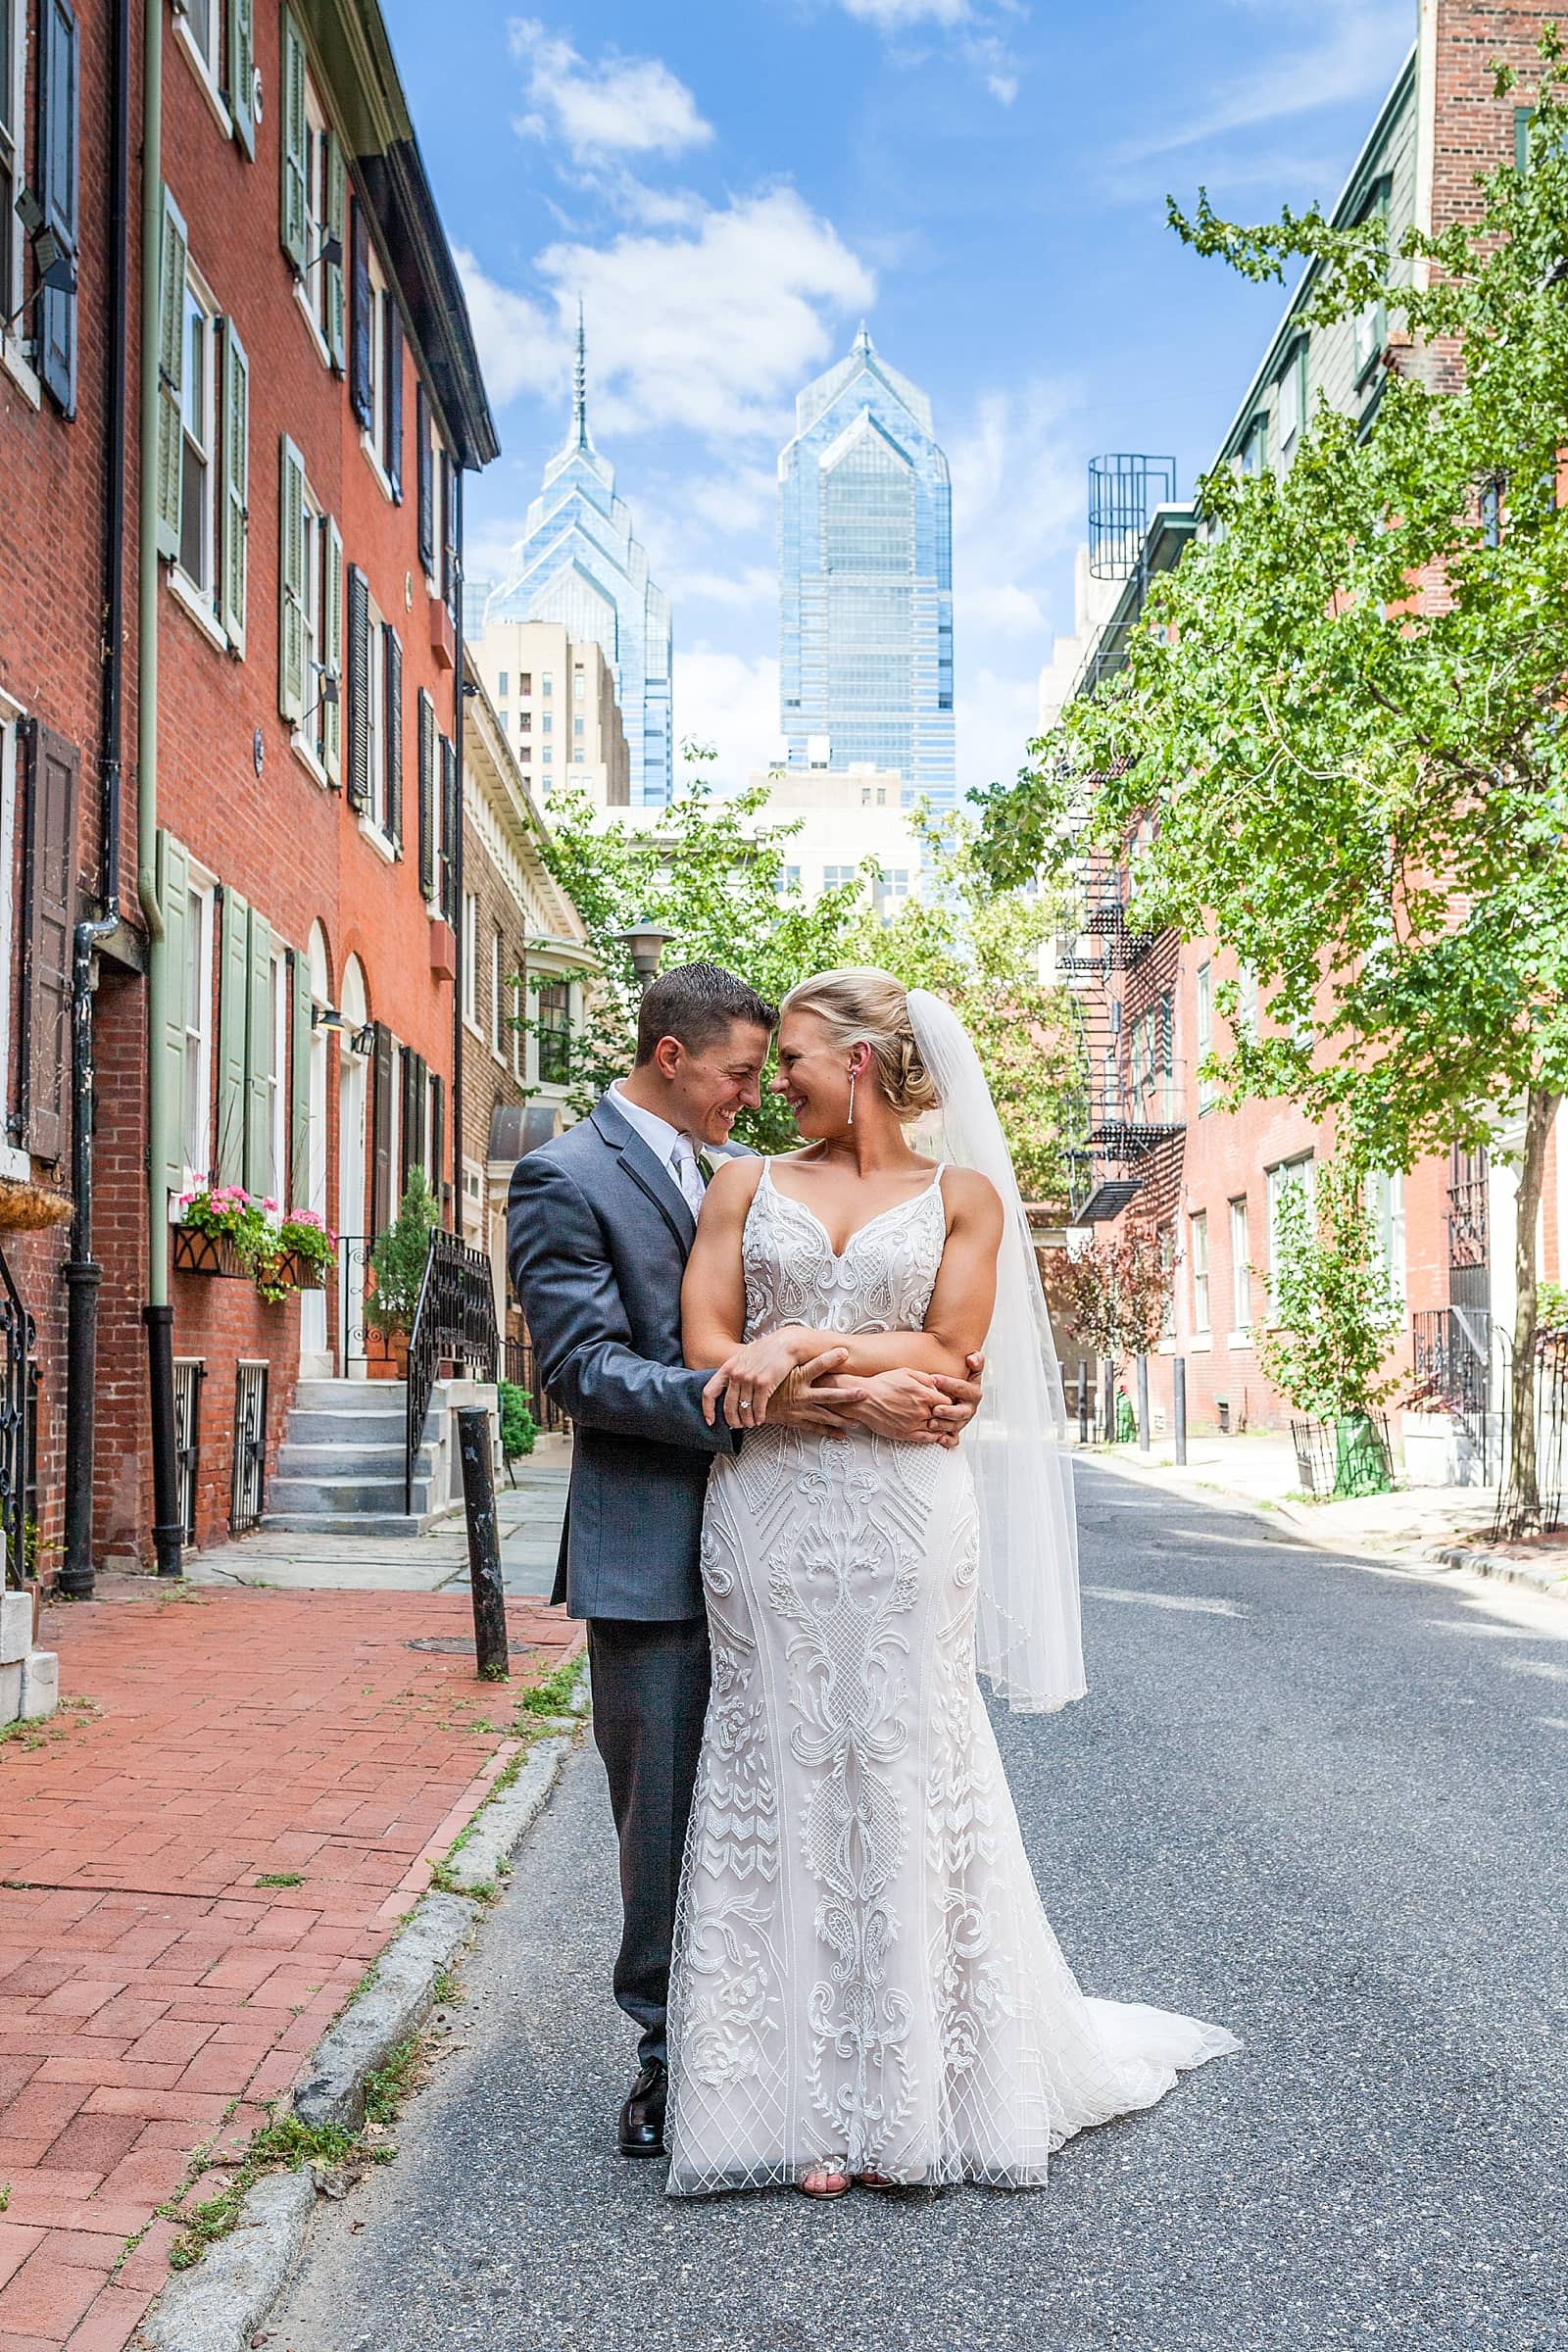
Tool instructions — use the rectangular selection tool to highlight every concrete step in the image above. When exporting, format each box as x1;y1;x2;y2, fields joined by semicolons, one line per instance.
292;1380;408;1411
260;1510;434;1539
272;1443;412;1479
268;1475;442;1517
282;1408;407;1447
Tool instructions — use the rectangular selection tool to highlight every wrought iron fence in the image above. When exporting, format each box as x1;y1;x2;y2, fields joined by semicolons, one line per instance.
406;1229;500;1512
230;1361;269;1534
1290;1412;1395;1500
173;1360;205;1544
1488;1332;1566;1543
337;1235;370;1367
504;1336;569;1436
0;1250;33;1589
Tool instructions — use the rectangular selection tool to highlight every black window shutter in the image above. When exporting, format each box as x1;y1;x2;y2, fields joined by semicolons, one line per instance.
416;385;433;575
370;1021;394;1236
412;1053;427;1174
430;1073;445;1215
383;627;403;851
20;721;79;1162
384;302;403;500
399;1043;416;1194
440;451;457;612
416;690;435;899
345;565;370;809
38;0;80;418
439;734;459;922
349;195;372;431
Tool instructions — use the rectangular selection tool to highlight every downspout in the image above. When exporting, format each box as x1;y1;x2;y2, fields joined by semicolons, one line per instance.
451;468;466;1236
135;0;180;1575
58;0;132;1598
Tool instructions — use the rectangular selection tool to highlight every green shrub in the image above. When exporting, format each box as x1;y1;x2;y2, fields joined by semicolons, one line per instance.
499;1380;537;1460
366;1171;439;1338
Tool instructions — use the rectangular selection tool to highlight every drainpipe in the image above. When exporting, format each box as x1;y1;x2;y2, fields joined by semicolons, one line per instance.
58;0;133;1601
134;0;180;1577
451;468;466;1235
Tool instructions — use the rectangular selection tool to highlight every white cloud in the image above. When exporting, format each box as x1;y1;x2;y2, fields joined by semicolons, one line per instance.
460;188;875;442
837;0;971;22
956;665;1044;802
673;650;782;788
508;20;712;162
1126;0;1410;158
949;380;1081;645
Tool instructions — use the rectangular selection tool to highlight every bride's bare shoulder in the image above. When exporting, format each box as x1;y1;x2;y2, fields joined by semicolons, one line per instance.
940;1165;1004;1227
703;1153;766;1205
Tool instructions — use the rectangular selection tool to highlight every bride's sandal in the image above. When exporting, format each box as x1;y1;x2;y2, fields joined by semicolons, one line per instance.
855;2172;899;2191
800;2163;851;2199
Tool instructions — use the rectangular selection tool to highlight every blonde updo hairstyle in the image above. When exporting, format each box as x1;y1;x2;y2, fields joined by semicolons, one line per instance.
779;968;942;1125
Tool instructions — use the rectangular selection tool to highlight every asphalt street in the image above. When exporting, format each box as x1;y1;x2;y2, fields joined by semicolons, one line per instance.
271;1461;1566;2352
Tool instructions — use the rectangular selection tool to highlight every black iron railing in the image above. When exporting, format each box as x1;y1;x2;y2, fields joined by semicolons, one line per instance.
406;1229;500;1512
230;1361;269;1534
0;1249;34;1589
337;1235;370;1367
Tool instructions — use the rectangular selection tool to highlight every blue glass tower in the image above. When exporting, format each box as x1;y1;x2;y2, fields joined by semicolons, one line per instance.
485;318;673;806
778;325;954;807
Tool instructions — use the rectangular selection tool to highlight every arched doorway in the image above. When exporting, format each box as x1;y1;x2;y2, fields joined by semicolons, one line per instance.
337;955;369;1377
300;923;333;1373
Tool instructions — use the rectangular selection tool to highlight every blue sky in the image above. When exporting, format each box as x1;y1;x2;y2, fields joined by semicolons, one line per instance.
381;0;1415;798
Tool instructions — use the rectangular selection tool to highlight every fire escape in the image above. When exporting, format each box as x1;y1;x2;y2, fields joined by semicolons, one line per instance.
1056;457;1190;1227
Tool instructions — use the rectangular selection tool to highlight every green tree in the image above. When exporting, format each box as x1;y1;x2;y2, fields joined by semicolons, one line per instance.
366;1170;438;1337
978;38;1568;1526
1258;1160;1402;1494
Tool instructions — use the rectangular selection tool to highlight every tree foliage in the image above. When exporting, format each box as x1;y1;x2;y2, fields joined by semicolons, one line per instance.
1256;1161;1402;1422
536;752;1083;1191
977;37;1568;1517
1047;1223;1172;1369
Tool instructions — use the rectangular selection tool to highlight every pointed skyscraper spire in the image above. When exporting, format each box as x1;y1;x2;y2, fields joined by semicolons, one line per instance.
853;319;873;356
571;298;592;451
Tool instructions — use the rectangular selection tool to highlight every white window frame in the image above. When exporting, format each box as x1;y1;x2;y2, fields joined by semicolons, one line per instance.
298;481;326;775
175;265;220;616
1367;1169;1406;1304
1195;960;1215;1110
1229;1197;1252;1333
265;949;287;1204
490;927;504;1060
365;590;387;837
1190;1209;1210;1335
172;0;229;134
462;892;478;1030
182;874;217;1191
426;424;447;595
512;962;525;1080
0;0;36;397
300;74;333;357
362;243;393;497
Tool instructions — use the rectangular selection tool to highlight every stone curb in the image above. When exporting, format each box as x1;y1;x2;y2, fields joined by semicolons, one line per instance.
133;2171;316;2352
1430;1544;1568;1602
132;1696;586;2352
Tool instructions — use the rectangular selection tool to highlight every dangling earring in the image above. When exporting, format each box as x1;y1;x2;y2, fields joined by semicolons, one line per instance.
847;1069;857;1127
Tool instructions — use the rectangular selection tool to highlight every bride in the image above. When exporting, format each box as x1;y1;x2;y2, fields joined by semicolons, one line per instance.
666;967;1236;2198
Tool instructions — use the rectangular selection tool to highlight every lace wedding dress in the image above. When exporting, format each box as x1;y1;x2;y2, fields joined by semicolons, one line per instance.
664;1160;1238;2196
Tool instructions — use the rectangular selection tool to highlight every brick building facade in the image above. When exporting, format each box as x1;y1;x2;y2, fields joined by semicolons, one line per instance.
1049;1;1563;1456
0;0;499;1576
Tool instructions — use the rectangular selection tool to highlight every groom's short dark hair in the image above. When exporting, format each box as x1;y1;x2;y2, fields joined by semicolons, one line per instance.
634;962;777;1065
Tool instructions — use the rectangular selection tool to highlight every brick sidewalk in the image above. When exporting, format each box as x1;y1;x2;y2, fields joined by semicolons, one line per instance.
0;1581;581;2351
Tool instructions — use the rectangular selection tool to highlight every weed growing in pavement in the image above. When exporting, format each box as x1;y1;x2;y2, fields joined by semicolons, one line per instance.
255;1871;305;1887
0;2182;9;2210
516;1656;585;1721
158;2112;390;2271
363;2036;422;2128
430;1968;462;2004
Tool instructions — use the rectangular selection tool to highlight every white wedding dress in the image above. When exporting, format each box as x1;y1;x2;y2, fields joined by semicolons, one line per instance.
664;1160;1238;2195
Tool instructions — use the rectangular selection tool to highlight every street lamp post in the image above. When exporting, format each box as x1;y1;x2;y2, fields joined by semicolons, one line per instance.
615;919;673;996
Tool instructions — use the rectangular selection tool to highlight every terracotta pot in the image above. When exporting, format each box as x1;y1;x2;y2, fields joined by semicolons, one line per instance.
367;1328;410;1381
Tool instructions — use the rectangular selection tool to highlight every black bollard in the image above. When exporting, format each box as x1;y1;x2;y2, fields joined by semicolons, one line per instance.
1102;1360;1115;1448
457;1405;510;1682
1136;1352;1151;1453
1078;1358;1090;1446
1173;1356;1188;1467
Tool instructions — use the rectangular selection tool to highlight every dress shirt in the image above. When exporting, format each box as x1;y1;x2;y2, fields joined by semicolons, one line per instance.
612;1081;708;1216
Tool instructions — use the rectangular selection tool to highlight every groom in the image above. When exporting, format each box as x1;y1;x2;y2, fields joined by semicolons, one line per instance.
508;961;983;2159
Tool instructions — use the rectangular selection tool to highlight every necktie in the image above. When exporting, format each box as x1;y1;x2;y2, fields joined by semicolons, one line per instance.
670;1137;707;1216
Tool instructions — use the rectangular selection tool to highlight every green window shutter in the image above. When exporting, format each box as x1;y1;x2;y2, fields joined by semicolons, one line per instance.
155;186;187;562
216;884;249;1186
278;435;306;722
289;947;313;1209
417;689;436;898
384;627;403;852
244;909;274;1197
416;384;433;575
229;0;255;158
1517;106;1533;174
321;515;344;783
220;320;249;654
280;10;308;271
37;0;78;418
325;134;346;369
155;831;190;1206
346;565;370;809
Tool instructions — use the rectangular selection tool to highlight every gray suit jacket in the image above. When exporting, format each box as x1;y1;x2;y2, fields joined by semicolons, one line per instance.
507;1094;747;1622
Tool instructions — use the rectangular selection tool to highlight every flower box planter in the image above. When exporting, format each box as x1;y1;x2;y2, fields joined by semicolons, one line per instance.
172;1225;244;1279
279;1249;326;1292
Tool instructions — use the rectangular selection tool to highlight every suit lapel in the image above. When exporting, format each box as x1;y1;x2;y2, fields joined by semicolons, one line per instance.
590;1095;698;1253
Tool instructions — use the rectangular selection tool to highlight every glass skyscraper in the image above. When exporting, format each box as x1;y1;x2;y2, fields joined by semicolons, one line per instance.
483;320;673;806
778;326;954;807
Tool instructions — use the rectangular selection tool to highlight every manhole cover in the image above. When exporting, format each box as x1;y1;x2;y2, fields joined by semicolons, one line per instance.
406;1637;539;1656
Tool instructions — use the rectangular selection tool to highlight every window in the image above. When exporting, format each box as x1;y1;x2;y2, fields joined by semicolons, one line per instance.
1280;340;1308;449
1367;1169;1406;1302
516;710;530;733
1158;1224;1176;1342
462;893;477;1026
512;957;525;1079
175;0;221;94
822;864;858;891
519;672;531;695
541;672;553;697
497;671;509;699
1241;412;1267;477
296;66;343;362
0;0;27;367
782;863;801;891
1195;961;1215;1110
517;744;530;764
541;748;552;767
364;597;384;818
541;713;553;736
178;277;218;599
262;950;287;1202
1191;1211;1209;1334
490;928;504;1058
1236;962;1259;1042
537;981;571;1086
1229;1198;1251;1331
1480;476;1502;549
1350;181;1390;387
1266;1154;1315;1308
183;881;216;1185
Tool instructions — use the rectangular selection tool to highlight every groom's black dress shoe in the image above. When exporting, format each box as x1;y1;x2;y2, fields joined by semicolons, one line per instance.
618;2060;667;2157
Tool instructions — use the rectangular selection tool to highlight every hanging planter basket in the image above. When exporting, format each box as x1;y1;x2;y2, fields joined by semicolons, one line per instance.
0;1177;74;1235
279;1248;327;1292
